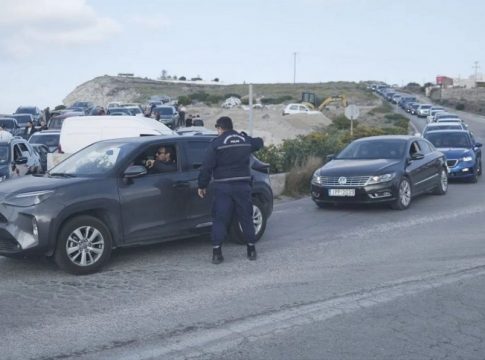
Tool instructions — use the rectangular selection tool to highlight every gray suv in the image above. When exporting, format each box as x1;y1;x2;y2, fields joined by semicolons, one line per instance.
0;135;273;274
153;106;181;128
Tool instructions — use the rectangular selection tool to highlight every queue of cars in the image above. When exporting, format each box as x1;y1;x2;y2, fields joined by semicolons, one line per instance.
314;84;482;210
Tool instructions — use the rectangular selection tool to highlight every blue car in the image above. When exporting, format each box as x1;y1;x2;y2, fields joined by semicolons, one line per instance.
424;130;482;182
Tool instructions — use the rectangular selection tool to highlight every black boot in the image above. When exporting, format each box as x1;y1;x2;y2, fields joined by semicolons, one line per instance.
212;247;224;264
247;244;257;261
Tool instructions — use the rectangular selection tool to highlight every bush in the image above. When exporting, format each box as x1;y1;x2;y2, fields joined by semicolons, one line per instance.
456;103;465;110
177;95;191;106
260;95;294;105
224;93;241;99
331;115;358;130
190;91;209;102
205;94;223;105
283;156;323;197
179;76;186;81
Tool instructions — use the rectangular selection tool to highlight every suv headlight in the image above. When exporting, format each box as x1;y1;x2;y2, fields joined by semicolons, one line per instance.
4;190;54;207
462;156;473;162
366;173;396;185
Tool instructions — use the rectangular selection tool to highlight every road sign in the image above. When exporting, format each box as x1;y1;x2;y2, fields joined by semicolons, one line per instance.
344;105;360;120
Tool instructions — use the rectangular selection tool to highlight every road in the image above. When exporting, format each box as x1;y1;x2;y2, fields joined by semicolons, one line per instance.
1;107;485;360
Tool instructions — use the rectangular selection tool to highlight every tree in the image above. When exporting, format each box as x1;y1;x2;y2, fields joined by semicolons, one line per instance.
179;76;186;81
212;78;220;82
160;69;168;80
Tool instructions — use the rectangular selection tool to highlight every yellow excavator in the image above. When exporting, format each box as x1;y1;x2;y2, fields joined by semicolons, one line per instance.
301;92;348;111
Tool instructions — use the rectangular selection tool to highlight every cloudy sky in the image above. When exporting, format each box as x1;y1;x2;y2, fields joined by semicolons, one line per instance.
0;0;483;113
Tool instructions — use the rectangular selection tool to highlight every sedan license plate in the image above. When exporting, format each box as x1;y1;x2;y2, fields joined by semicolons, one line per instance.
328;188;355;197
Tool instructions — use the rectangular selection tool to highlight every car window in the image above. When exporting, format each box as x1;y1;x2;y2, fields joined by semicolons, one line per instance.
289;105;298;110
0;145;9;164
13;144;23;161
409;141;421;156
132;143;178;174
186;141;210;168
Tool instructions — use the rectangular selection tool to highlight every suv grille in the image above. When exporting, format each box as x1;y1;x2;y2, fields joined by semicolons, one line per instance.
0;238;19;252
317;176;371;187
447;160;458;167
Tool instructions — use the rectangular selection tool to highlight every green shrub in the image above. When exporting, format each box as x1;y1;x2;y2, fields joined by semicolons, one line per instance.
331;115;359;130
190;91;209;102
456;103;465;110
205;95;223;104
177;95;191;106
368;102;392;115
224;93;241;99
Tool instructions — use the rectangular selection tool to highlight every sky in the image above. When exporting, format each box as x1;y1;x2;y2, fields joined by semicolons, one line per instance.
0;0;483;113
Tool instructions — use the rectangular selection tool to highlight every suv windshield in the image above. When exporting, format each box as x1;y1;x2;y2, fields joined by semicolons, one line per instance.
50;141;137;176
11;114;32;126
156;107;174;116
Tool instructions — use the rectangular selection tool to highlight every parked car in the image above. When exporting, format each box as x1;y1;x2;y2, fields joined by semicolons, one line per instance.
0;137;42;181
424;130;482;182
28;130;60;152
106;107;133;116
47;111;85;130
14;106;42;125
282;103;320;116
0;135;273;275
311;135;448;209
10;113;34;128
153;105;181;128
0;118;23;136
416;104;432;117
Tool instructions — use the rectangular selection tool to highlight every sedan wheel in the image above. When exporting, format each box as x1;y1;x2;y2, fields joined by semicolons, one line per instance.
432;168;448;195
392;177;412;210
55;216;112;275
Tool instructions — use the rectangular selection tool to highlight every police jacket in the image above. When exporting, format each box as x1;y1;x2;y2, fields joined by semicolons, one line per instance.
198;130;264;189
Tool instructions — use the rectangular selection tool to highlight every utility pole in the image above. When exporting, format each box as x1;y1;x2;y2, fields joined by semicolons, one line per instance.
293;52;297;84
473;61;480;86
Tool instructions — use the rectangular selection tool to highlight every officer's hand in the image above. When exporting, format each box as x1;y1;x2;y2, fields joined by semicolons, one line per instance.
198;188;206;198
240;131;248;137
145;159;154;168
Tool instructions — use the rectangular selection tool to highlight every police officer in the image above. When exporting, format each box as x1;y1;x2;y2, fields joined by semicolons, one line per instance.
198;116;264;264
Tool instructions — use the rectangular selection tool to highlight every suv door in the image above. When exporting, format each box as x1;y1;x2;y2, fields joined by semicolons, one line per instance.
118;142;193;244
180;139;213;229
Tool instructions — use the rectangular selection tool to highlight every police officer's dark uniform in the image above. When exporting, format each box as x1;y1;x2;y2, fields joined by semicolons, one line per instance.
198;116;263;264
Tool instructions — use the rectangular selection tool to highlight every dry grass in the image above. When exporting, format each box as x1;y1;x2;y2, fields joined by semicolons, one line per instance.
283;156;323;197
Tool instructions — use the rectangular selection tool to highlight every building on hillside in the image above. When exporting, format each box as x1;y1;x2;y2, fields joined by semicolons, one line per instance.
436;75;453;87
453;73;483;88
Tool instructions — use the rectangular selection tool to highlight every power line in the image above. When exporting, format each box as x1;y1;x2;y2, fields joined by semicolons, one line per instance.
473;61;480;83
293;52;297;84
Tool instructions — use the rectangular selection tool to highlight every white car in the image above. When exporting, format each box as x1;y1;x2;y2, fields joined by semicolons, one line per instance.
282;103;320;116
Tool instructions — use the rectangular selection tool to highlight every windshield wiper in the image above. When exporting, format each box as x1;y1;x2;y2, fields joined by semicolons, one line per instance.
48;172;77;178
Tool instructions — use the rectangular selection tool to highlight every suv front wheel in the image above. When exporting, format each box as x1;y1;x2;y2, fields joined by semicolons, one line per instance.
55;215;112;275
230;197;267;244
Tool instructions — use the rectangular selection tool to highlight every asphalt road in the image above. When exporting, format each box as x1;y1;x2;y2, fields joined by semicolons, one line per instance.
1;105;485;360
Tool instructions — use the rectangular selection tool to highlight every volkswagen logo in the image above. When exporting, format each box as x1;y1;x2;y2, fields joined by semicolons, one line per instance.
338;177;347;185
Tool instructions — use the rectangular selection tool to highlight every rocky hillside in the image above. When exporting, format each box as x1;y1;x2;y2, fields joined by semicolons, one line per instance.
63;75;378;108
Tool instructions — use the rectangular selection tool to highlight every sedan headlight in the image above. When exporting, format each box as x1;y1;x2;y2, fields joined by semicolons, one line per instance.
312;172;323;185
462;156;473;162
4;190;54;207
366;173;396;185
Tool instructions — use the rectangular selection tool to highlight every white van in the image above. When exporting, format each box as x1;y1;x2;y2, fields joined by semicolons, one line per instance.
48;116;176;169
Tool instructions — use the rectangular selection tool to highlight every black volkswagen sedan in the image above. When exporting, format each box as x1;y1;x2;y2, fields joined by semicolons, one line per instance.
311;135;448;210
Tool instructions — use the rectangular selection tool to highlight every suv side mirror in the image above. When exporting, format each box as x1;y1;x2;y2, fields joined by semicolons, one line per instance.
475;142;482;148
15;156;28;165
326;154;335;161
124;165;147;178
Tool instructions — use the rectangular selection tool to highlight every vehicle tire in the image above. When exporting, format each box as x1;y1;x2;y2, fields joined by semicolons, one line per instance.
316;202;329;209
469;168;478;183
229;197;267;244
391;177;412;210
54;216;112;275
477;159;482;176
432;167;448;195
